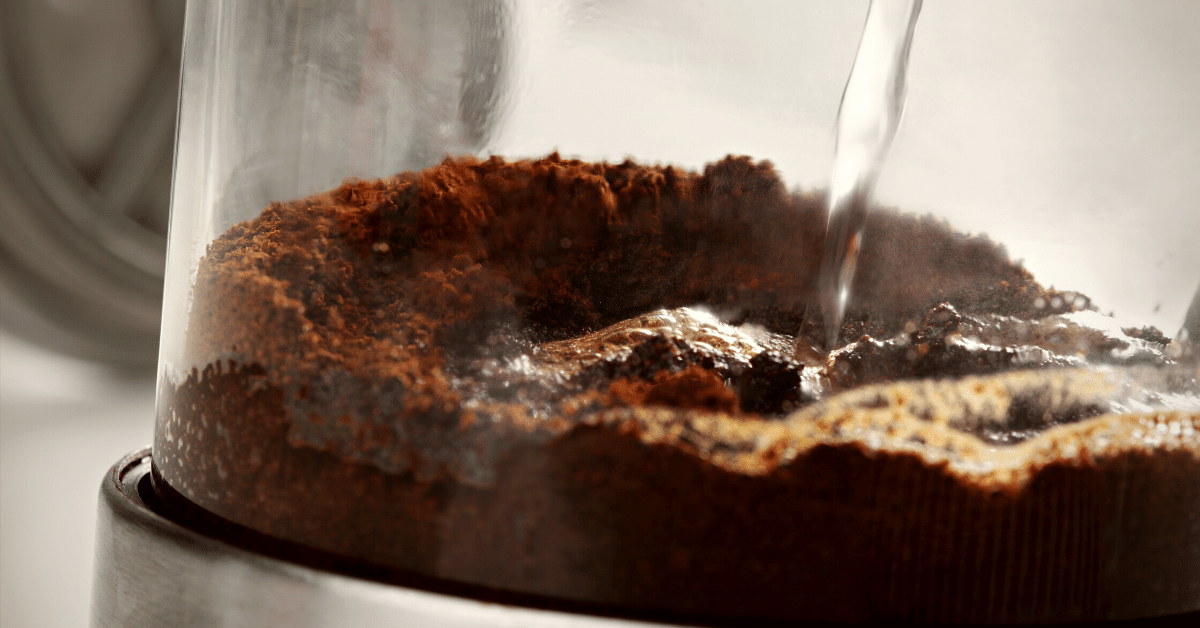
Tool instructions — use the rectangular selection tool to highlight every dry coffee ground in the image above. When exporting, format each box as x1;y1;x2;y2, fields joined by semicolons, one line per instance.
155;155;1200;624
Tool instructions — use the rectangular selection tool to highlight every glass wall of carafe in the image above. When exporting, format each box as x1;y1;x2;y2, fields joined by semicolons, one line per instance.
153;1;1200;623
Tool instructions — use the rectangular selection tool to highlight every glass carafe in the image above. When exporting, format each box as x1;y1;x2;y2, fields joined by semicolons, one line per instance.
153;0;1200;623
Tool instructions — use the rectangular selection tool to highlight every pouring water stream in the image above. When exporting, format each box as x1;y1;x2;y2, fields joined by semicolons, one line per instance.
801;0;923;354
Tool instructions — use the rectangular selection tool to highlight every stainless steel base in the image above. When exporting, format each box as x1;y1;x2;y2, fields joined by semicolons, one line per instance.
90;448;679;628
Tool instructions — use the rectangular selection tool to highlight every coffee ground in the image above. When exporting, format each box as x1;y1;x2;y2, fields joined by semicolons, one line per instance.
155;154;1200;624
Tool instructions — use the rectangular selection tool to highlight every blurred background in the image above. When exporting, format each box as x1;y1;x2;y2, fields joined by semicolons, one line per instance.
1;0;180;626
1;0;1198;627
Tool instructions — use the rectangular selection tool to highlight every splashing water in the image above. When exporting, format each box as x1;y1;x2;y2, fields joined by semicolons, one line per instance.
810;0;922;352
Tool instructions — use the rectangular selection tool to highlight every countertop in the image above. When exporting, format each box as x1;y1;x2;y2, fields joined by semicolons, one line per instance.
0;332;154;628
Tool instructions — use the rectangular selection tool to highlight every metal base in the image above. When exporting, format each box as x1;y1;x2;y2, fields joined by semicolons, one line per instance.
89;448;678;628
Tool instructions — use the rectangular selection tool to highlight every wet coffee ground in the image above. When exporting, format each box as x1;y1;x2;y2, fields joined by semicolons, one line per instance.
156;155;1200;623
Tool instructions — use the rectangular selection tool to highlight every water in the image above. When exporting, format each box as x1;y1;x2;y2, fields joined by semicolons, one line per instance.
809;0;923;351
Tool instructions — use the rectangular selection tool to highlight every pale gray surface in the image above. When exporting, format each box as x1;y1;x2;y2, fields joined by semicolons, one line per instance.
0;333;154;628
